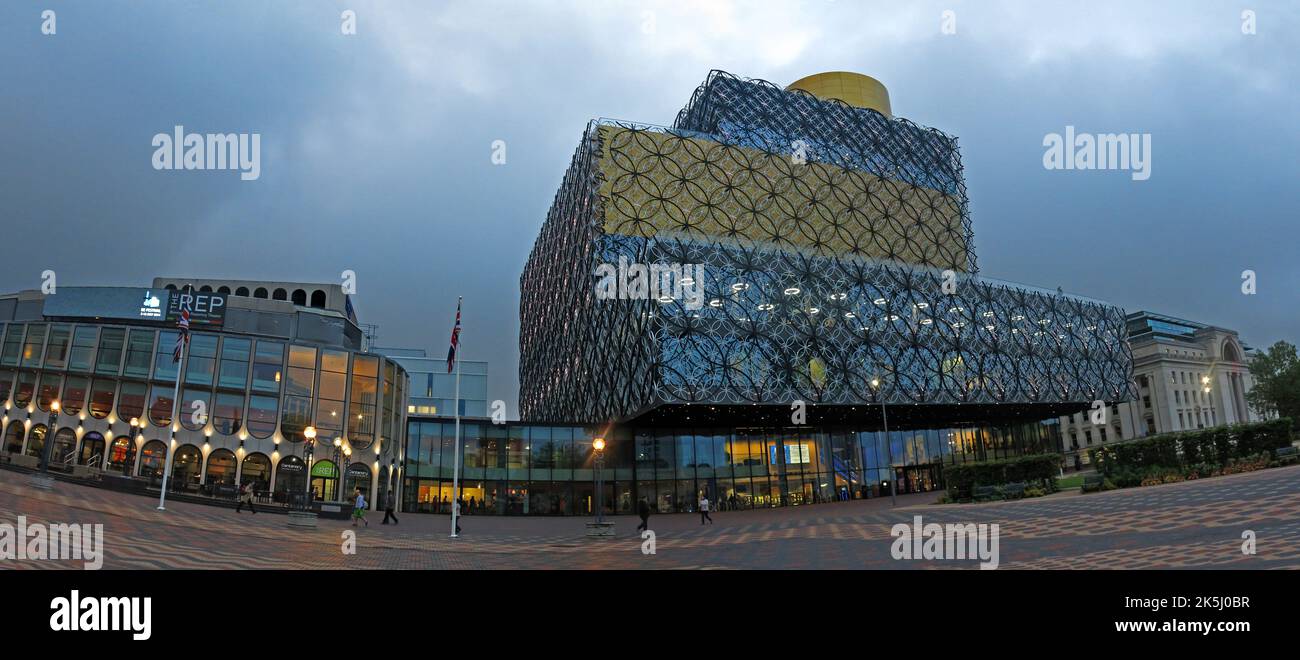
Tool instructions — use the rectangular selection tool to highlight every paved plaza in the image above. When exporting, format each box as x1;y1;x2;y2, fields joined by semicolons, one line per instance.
2;465;1299;570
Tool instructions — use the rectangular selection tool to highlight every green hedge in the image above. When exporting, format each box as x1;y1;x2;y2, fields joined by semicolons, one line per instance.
945;453;1061;499
1090;418;1293;476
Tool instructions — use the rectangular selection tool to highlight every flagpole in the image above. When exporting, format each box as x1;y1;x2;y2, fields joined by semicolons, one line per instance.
158;287;190;511
450;296;462;538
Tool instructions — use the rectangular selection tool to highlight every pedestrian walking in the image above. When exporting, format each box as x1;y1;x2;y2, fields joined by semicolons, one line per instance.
699;494;712;525
453;498;462;535
352;488;368;527
636;496;651;533
235;481;257;514
382;489;399;525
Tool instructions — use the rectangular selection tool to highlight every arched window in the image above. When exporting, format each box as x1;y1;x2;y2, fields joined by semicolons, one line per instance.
1223;341;1242;363
344;463;372;506
309;458;338;501
254;287;268;299
62;376;89;415
147;384;176;427
212;392;243;435
275;455;307;498
13;371;35;407
199;285;213;293
117;381;147;423
217;286;231;295
88;378;115;419
51;428;77;466
0;369;13;405
180;388;210;431
107;435;131;471
205;449;236;485
235;287;250;297
36;373;61;411
310;290;327;308
3;420;25;454
25;424;47;458
165;284;177;290
291;289;307;306
139;440;167;478
13;371;35;408
79;431;105;465
171;444;202;489
272;288;288;301
246;395;278;439
241;452;272;489
280;395;311;442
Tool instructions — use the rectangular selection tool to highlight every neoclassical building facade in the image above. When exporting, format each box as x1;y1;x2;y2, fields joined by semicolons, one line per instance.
1059;310;1263;466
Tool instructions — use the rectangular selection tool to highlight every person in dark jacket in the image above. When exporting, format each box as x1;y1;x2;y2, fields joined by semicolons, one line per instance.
381;489;399;525
636;497;651;533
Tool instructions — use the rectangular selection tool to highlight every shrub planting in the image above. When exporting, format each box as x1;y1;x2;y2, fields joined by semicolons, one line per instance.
1089;418;1293;477
944;453;1061;501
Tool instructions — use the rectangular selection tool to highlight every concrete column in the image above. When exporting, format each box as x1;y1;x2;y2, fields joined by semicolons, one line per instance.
101;435;114;470
131;438;144;476
368;463;378;511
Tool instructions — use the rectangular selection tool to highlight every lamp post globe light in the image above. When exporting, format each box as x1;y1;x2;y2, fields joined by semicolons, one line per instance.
122;417;141;477
303;426;317;500
593;437;606;523
870;378;896;506
331;436;344;503
37;400;59;474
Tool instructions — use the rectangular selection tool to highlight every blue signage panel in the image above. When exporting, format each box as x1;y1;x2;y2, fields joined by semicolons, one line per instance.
42;287;173;323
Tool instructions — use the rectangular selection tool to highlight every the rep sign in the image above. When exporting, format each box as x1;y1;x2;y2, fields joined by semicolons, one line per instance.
166;290;226;328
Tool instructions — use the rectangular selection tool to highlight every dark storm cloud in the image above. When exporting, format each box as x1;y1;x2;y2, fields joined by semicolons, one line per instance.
1;0;1296;413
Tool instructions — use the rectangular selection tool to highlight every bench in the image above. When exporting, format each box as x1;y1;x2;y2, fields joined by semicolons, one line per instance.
972;485;999;501
1082;474;1105;493
1275;446;1299;465
1002;482;1026;499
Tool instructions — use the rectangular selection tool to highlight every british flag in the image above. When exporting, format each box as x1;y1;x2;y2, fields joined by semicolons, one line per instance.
172;306;190;363
446;298;461;373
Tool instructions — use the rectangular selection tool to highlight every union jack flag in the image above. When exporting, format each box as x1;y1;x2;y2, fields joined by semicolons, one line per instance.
173;306;190;363
446;298;461;373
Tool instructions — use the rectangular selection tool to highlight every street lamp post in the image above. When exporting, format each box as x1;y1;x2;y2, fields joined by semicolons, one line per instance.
1202;377;1212;429
332;437;344;502
38;400;60;473
593;437;606;523
122;417;140;476
303;426;317;501
872;378;896;507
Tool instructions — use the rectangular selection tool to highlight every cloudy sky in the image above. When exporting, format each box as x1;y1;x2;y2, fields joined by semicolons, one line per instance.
2;0;1297;411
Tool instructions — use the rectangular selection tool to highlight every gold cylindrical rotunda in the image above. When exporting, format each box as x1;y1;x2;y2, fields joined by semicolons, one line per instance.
786;71;892;117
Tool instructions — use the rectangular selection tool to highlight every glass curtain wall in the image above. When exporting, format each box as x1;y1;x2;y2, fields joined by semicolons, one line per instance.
402;419;1057;515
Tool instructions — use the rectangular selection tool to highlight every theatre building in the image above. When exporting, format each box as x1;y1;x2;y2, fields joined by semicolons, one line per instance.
0;278;408;509
398;70;1134;516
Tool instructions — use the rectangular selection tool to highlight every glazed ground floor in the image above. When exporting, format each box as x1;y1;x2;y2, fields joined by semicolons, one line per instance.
400;416;1064;515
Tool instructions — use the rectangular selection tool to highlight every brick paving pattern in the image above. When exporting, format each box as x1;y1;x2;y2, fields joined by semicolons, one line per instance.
2;465;1297;569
